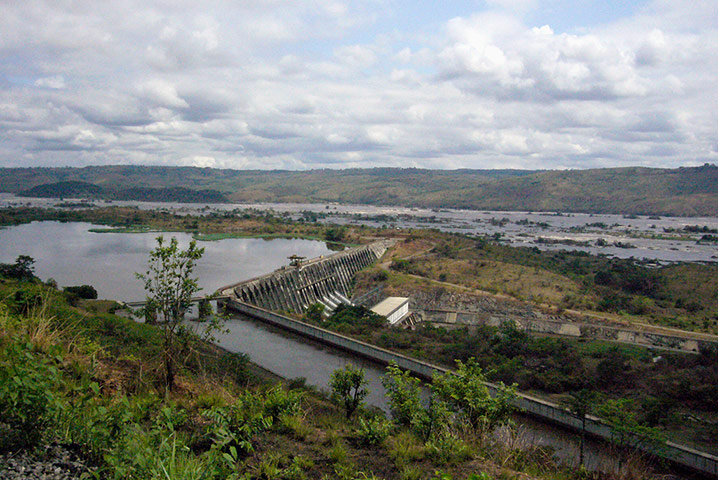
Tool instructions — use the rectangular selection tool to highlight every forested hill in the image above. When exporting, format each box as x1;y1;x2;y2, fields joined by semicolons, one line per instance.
1;164;716;216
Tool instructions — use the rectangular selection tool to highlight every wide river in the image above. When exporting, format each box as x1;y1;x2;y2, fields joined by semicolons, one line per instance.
3;193;717;263
0;221;693;476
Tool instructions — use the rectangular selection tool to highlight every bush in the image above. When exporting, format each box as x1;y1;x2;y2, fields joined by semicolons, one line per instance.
356;416;392;446
425;433;473;465
330;364;369;419
382;363;423;427
64;285;98;300
0;340;63;450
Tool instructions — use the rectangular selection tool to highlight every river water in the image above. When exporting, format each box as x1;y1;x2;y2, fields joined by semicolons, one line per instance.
2;193;718;263
0;221;693;476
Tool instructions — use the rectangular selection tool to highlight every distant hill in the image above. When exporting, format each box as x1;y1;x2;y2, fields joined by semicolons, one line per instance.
17;179;227;204
1;164;717;216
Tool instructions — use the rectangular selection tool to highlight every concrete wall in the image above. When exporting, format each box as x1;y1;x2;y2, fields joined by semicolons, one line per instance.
223;298;718;478
421;308;716;353
221;240;393;313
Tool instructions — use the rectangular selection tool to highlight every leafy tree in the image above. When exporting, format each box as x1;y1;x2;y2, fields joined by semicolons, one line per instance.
382;362;423;427
64;284;98;300
597;398;665;471
136;236;204;391
198;298;213;320
324;226;346;243
0;255;36;281
561;388;597;467
302;303;324;324
411;395;451;442
330;364;368;418
432;358;516;434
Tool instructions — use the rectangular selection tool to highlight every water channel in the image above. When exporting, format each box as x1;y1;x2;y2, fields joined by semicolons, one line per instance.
0;221;696;477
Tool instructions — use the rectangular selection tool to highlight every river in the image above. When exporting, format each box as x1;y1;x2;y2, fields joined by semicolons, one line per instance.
2;193;718;263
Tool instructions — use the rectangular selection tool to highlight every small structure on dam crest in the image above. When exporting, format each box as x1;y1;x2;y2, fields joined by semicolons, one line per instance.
223;240;393;314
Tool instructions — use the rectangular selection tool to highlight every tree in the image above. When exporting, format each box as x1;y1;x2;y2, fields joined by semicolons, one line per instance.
382;363;450;441
382;362;423;427
0;255;36;281
432;358;516;435
330;364;368;418
561;388;597;468
597;398;665;472
63;284;98;300
197;298;213;320
136;236;204;391
303;303;324;324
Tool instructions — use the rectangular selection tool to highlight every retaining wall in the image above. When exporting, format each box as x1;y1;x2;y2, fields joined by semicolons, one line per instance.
421;308;716;353
223;298;718;478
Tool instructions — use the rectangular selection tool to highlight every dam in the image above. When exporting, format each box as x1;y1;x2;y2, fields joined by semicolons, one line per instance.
222;240;393;314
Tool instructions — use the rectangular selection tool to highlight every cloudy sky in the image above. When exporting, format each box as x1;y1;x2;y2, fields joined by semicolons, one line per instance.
1;0;716;170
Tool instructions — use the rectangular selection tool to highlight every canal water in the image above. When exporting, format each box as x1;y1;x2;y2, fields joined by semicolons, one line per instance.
0;221;691;476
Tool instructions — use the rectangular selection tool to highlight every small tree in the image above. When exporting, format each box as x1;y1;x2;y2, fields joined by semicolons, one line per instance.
0;255;36;281
597;398;665;472
197;298;213;320
382;362;423;427
562;388;597;468
330;364;368;418
136;236;204;391
432;358;516;435
303;303;324;324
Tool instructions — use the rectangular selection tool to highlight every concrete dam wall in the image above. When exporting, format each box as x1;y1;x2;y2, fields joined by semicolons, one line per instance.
221;240;393;313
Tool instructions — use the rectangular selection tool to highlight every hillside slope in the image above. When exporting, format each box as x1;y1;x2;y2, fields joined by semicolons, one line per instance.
1;164;716;216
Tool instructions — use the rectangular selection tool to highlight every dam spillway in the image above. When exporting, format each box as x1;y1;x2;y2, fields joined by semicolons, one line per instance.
221;240;393;313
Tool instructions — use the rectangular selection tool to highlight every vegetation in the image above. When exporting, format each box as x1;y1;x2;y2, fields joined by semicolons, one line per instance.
0;255;36;282
18;180;227;203
380;232;718;334
330;364;369;418
136;236;211;391
1;163;717;215
0;193;716;474
1;271;666;479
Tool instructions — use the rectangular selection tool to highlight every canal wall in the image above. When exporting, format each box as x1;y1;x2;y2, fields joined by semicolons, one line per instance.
221;240;393;313
222;298;718;477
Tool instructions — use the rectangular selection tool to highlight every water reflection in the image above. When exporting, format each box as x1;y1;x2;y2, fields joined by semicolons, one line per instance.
0;221;332;301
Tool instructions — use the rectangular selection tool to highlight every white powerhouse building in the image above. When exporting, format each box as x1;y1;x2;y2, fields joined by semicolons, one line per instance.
370;297;409;325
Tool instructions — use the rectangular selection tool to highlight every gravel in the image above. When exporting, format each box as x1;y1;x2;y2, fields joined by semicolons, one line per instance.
0;444;93;480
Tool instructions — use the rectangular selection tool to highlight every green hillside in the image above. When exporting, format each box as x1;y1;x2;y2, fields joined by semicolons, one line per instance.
1;164;716;216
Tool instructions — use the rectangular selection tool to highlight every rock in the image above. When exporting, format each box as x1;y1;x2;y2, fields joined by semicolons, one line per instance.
0;444;92;480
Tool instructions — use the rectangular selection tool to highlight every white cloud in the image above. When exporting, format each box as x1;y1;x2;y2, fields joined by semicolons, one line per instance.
136;80;189;110
0;0;715;170
34;76;66;89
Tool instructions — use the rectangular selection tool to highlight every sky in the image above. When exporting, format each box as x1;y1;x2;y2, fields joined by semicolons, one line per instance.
0;0;716;171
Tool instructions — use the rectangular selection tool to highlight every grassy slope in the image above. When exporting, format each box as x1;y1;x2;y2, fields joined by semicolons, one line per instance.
3;278;603;480
1;164;716;216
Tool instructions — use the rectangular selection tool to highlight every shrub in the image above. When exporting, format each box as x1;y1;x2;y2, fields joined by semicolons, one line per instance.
426;433;473;465
356;416;392;446
330;364;369;419
382;363;423;427
0;340;63;450
64;285;98;300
